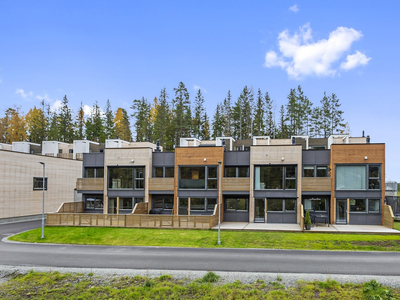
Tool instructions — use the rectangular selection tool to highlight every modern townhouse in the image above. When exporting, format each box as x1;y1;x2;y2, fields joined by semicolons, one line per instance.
75;134;388;226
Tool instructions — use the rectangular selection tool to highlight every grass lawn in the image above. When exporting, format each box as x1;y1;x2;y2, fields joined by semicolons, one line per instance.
9;226;400;251
0;271;398;300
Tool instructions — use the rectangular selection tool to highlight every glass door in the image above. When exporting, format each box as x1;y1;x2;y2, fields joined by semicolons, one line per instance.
336;199;347;224
255;198;265;223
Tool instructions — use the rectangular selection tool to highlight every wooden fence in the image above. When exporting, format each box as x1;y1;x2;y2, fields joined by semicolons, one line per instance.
57;202;84;213
132;202;148;214
383;204;394;229
47;204;219;230
299;204;304;230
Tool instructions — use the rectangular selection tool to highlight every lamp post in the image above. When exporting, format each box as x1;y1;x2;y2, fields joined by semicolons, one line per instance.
217;160;222;245
39;162;45;239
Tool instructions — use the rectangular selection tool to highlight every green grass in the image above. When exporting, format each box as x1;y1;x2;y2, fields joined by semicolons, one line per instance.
1;271;399;299
8;226;400;251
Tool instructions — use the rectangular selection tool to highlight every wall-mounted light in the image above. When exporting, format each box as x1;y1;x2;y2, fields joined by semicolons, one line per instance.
281;157;285;161
131;159;134;163
204;158;207;162
364;156;368;160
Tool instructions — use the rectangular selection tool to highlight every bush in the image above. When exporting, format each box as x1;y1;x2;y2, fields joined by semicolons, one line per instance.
201;272;220;283
305;210;311;226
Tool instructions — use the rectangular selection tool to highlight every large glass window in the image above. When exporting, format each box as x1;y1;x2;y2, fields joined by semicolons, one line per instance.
225;166;250;177
304;198;327;212
191;198;205;210
303;166;328;177
153;167;174;178
267;199;296;212
179;166;217;189
33;177;48;190
119;198;133;210
153;197;173;210
85;196;103;210
108;167;144;190
255;166;296;190
207;198;217;210
350;199;366;212
85;167;104;178
336;166;366;190
368;199;380;213
225;198;248;211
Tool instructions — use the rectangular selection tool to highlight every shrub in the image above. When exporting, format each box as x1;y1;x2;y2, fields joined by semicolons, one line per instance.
305;210;311;226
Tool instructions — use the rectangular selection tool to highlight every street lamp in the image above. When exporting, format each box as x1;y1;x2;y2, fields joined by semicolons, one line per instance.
217;160;222;245
39;162;45;239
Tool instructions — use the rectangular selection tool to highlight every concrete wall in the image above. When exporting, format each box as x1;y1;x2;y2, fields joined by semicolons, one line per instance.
0;150;82;219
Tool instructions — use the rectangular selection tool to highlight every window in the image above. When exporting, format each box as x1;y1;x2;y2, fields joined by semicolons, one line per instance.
179;198;188;215
191;198;205;210
304;198;327;212
85;167;104;178
108;167;145;190
179;166;218;189
85;196;103;210
225;198;248;211
368;199;380;213
207;198;217;210
303;166;329;177
59;149;62;154
153;167;174;178
350;199;366;212
336;165;381;190
224;166;249;178
368;165;380;189
153;197;173;210
267;199;296;212
69;149;73;154
33;177;47;190
119;198;133;210
255;166;296;190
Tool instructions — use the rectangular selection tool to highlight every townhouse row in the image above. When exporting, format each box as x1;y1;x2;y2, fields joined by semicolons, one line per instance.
76;135;385;225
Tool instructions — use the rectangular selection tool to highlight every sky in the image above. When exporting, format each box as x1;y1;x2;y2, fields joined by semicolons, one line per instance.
0;0;399;181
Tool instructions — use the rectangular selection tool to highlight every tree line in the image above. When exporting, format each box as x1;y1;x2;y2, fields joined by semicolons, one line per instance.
0;82;346;151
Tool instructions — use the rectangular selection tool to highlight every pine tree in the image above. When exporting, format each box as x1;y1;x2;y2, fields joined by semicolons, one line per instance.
85;101;104;142
232;86;252;139
277;105;288;139
131;97;151;142
75;102;85;140
203;112;210;140
193;89;205;139
212;103;224;138
310;107;323;137
58;95;75;142
265;92;275;137
253;88;265;136
114;108;132;141
172;82;191;145
329;93;345;135
47;109;59;141
104;99;115;140
222;90;232;137
153;88;173;150
0;113;8;143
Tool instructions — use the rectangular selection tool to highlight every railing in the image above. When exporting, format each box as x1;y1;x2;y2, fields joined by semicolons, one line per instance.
57;201;84;213
76;178;104;191
222;178;250;191
132;202;148;214
383;204;394;229
47;204;219;230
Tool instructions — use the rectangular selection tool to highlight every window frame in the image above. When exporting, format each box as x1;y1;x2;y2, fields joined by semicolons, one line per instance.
108;166;145;190
33;177;48;190
335;164;381;191
178;165;218;190
302;165;329;178
224;166;250;178
266;199;297;213
224;197;249;212
255;165;297;190
85;167;104;178
153;166;174;178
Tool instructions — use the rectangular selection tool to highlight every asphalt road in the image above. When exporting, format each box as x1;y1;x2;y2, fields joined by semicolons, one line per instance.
1;221;400;276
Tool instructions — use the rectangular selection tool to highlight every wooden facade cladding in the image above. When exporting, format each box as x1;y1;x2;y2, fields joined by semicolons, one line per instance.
222;178;250;191
301;178;331;192
174;147;225;215
149;178;174;191
76;178;104;191
330;144;385;224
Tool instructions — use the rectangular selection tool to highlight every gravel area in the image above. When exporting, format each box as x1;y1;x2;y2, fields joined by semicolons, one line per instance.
1;265;400;288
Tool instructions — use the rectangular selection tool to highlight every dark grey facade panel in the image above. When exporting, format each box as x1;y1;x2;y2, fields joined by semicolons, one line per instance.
107;190;145;198
178;190;218;197
254;190;297;198
222;191;250;195
335;191;382;198
349;214;381;225
152;152;175;166
224;211;249;222
149;190;174;195
79;190;104;195
302;149;330;165
224;151;250;166
302;191;331;196
267;213;296;223
83;153;105;167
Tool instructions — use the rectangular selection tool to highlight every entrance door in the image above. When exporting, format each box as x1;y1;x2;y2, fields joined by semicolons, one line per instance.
336;199;347;224
255;198;265;223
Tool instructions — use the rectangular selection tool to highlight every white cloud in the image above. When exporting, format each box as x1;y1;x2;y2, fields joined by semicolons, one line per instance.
193;85;207;93
83;105;91;116
264;23;370;79
15;89;33;100
50;100;62;112
340;50;371;70
35;93;52;102
289;4;299;12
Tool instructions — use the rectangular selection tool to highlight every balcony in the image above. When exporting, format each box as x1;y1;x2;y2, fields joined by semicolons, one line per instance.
76;178;104;191
222;178;250;192
302;177;331;192
149;178;174;191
